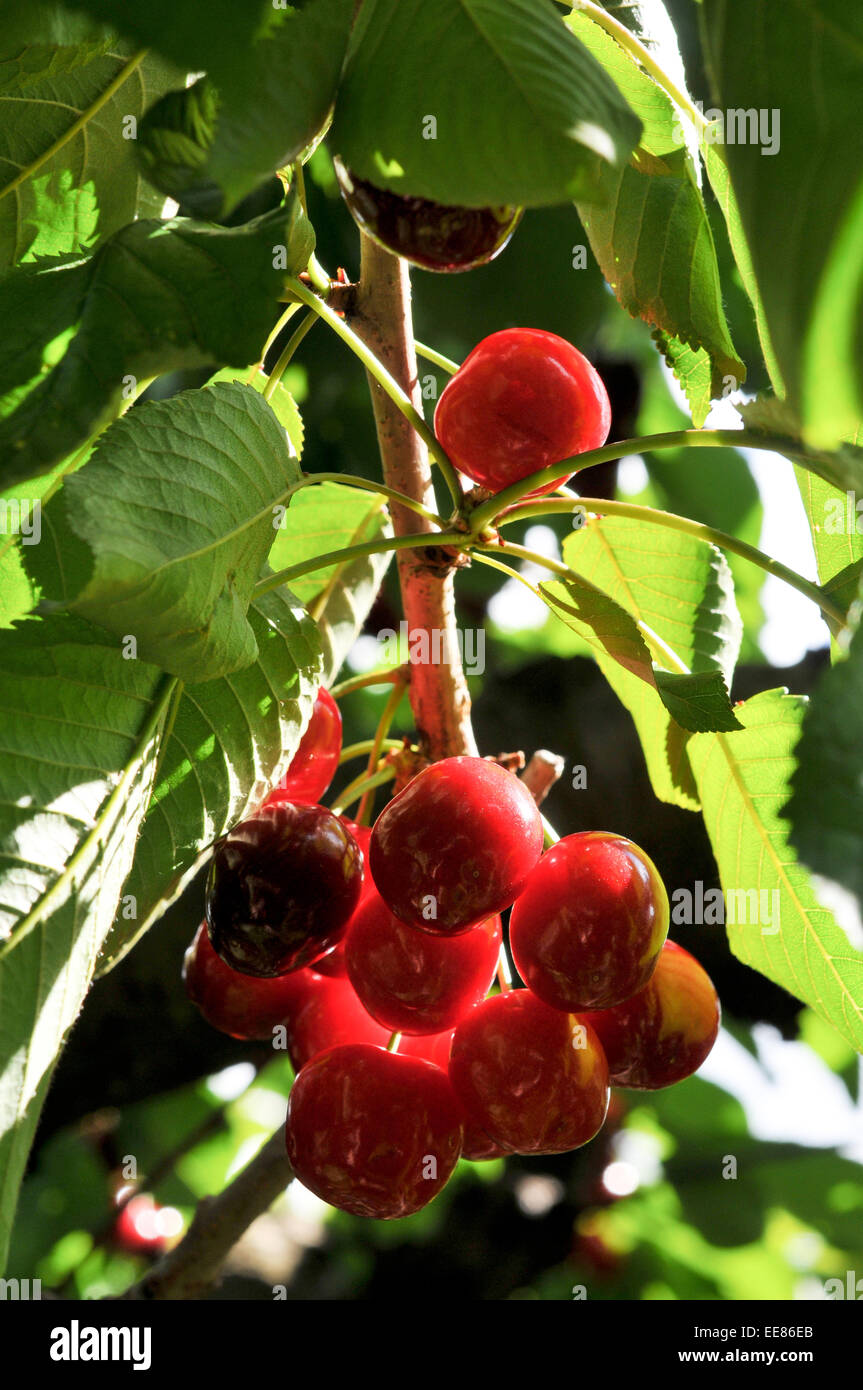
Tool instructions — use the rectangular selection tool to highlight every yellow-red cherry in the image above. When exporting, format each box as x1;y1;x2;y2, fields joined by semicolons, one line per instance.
581;940;720;1090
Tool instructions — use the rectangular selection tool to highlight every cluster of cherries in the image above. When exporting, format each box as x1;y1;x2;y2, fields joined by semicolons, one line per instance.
185;687;721;1222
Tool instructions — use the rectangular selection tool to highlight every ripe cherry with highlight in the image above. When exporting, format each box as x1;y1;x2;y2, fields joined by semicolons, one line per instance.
434;328;611;494
262;687;342;808
206;803;361;978
509;832;669;1012
286;1044;464;1219
581;940;720;1090
369;756;543;935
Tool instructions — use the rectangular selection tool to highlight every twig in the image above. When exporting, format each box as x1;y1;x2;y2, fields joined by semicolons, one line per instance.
520;750;565;807
117;1131;293;1300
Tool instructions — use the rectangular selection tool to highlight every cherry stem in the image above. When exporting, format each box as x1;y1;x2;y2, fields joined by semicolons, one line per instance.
571;1;709;132
466;428;857;536
386;1031;402;1053
330;666;409;699
356;677;407;825
338;738;404;765
542;814;561;848
247;302;304;384
279;471;447;528
497;495;844;630
330;764;396;817
263;308;318;400
415;340;460;375
283;276;463;507
255;530;467;597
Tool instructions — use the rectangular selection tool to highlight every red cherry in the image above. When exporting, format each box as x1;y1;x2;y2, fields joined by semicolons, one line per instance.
581;940;720;1090
313;821;374;978
279;969;390;1071
449;990;609;1155
509;832;669;1012
263;688;342;807
345;893;501;1034
113;1195;168;1254
205;803;362;977
369;757;543;934
398;1031;506;1159
333;158;522;273
184;921;311;1039
434;328;611;495
399;1029;455;1071
286;1044;464;1218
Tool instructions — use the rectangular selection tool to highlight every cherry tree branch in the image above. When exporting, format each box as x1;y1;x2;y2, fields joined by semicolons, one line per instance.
520;750;565;806
118;1131;293;1301
351;235;478;759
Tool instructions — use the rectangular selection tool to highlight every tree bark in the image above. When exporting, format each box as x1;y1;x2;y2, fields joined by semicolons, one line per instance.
351;235;478;760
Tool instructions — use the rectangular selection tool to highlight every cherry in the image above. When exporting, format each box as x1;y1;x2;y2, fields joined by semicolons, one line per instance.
333;158;522;273
205;802;362;977
509;832;669;1012
369;756;543;934
345;893;501;1034
184;921;313;1039
434;328;611;495
397;1031;505;1158
112;1195;173;1255
313;820;374;978
262;687;341;807
278;969;390;1071
285;1043;464;1218
448;990;609;1155
581;940;720;1090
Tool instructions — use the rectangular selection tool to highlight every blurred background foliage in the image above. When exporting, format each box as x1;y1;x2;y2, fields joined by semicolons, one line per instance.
10;2;861;1302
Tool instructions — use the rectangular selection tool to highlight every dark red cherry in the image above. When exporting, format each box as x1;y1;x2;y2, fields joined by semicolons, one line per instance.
509;832;669;1012
279;969;390;1071
345;893;501;1034
205;802;361;977
449;990;609;1155
262;687;342;807
184;921;311;1039
369;756;543;934
434;328;611;494
285;1043;464;1218
313;820;374;978
333;158;521;273
581;940;720;1090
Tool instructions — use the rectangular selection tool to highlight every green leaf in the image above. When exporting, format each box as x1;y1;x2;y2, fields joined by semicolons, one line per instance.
701;0;863;449
0;616;176;1271
102;584;325;968
636;357;763;661
45;0;281;83
539;558;741;733
567;8;744;423
554;512;743;799
137;0;354;218
738;396;863;498
59;382;301;682
0;43;183;268
329;0;642;208
269;480;394;686
688;688;863;1053
0;197;314;486
785;604;863;910
205;366;304;458
563;516;743;685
